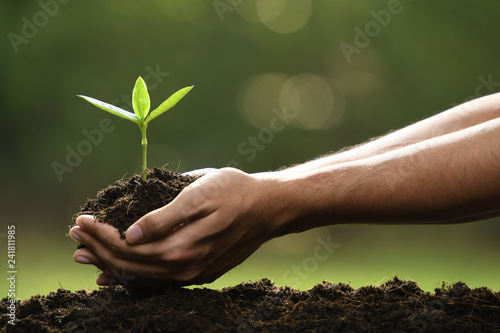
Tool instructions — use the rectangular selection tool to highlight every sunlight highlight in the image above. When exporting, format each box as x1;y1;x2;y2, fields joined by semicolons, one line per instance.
279;73;343;130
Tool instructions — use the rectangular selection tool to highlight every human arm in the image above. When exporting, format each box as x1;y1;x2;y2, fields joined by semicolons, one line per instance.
282;92;500;173
278;116;500;233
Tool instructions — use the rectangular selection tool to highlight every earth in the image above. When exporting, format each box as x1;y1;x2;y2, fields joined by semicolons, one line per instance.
75;168;197;240
2;169;499;332
1;277;500;332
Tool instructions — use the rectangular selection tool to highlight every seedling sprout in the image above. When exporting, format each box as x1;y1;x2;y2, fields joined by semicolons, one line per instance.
78;77;193;179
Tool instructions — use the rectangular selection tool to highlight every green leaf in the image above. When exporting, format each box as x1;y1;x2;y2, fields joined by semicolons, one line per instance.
132;76;150;121
146;86;193;124
78;95;140;123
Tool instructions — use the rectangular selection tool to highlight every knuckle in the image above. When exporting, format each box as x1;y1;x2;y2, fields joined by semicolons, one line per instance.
140;212;164;236
165;248;193;264
163;250;209;284
106;239;125;256
107;257;120;270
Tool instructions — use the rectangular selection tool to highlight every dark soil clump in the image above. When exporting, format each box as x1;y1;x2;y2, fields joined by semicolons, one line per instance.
75;168;196;239
2;277;500;332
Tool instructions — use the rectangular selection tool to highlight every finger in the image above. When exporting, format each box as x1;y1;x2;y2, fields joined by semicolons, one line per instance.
75;217;201;288
96;273;114;286
181;168;217;177
71;225;174;283
126;186;215;245
76;215;121;238
71;223;135;262
75;214;184;261
75;214;96;230
75;215;133;257
69;225;84;244
73;248;107;270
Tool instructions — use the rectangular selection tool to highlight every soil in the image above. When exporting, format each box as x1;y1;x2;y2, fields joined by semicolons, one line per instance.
2;277;500;332
75;167;196;242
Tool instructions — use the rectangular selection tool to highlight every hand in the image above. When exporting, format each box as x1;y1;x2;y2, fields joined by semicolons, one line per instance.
69;167;288;289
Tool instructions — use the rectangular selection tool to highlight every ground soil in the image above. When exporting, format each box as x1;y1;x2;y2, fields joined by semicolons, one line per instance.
2;277;500;332
75;168;196;241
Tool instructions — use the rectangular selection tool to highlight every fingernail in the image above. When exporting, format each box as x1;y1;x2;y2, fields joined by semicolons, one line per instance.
75;256;91;264
70;230;82;243
76;215;93;230
126;225;144;244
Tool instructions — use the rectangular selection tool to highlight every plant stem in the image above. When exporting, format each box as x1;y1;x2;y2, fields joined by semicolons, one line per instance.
140;124;148;179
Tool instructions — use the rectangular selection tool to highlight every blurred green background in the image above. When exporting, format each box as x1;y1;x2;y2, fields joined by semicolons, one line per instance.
1;0;499;299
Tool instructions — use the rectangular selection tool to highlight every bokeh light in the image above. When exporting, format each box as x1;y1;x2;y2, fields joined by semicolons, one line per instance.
239;73;343;131
279;73;343;130
257;0;287;23
235;0;262;23
337;71;392;124
237;0;313;34
238;73;289;128
260;0;313;34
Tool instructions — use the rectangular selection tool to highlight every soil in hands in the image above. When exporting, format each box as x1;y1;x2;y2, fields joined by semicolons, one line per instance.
75;167;196;242
2;277;500;332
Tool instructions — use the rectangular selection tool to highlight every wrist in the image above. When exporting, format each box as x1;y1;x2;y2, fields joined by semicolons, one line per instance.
251;170;326;237
254;163;374;234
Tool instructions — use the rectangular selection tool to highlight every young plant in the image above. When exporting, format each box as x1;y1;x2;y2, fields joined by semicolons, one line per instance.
78;77;193;179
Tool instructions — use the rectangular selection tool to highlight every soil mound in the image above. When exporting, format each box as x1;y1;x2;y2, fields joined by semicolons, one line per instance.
76;168;196;238
2;277;500;332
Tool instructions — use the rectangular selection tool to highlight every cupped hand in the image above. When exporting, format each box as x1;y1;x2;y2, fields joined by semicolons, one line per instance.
69;167;288;289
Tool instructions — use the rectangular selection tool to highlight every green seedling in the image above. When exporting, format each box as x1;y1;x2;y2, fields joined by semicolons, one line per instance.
78;77;193;179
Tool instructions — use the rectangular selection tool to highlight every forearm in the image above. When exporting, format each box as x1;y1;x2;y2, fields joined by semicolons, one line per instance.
265;116;500;235
283;93;500;174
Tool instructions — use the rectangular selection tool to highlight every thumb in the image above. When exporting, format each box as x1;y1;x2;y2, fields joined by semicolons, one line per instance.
125;207;182;245
125;223;146;245
125;188;200;244
126;169;217;244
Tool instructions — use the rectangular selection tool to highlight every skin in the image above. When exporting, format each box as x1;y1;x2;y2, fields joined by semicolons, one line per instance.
70;92;500;289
